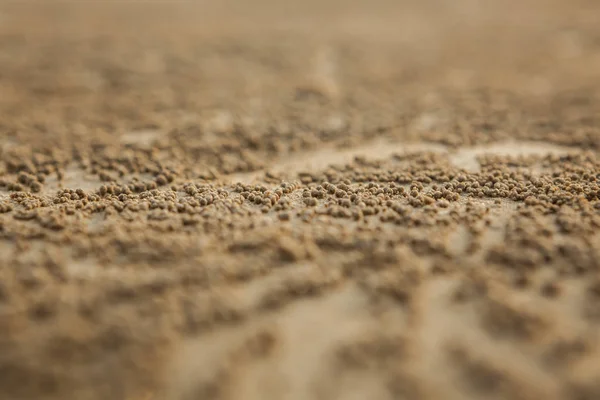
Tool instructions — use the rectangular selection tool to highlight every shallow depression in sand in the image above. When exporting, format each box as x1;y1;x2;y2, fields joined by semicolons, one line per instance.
229;139;575;183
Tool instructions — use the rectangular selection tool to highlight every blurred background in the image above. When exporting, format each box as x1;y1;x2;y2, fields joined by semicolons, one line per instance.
1;0;600;161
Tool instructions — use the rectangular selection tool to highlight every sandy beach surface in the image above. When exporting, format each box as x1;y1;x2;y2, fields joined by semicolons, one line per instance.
1;1;600;399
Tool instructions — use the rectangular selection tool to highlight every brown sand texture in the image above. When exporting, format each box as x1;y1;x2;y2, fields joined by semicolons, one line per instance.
2;1;600;399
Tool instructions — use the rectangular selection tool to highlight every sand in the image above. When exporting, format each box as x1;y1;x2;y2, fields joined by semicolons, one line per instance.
1;1;600;399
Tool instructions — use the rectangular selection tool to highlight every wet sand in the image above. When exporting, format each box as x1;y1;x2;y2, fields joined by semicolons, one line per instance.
2;1;600;399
